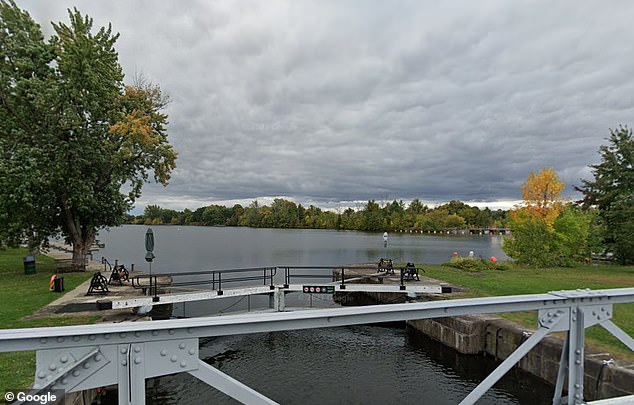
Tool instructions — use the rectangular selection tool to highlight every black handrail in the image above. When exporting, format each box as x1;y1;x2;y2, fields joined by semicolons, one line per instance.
131;267;278;295
129;264;424;296
281;266;383;288
101;257;114;273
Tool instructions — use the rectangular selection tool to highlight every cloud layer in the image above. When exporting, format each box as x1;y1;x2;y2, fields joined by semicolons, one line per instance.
19;0;634;211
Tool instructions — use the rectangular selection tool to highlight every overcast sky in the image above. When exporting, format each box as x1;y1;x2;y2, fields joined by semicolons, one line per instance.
18;1;634;212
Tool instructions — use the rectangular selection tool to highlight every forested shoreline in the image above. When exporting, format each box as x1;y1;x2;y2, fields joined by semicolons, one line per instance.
130;199;508;232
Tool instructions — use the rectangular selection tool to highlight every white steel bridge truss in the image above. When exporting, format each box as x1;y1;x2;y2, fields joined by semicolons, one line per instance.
1;287;634;405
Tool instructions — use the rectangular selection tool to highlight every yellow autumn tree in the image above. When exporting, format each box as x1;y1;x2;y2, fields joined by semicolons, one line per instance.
519;167;565;226
504;168;591;267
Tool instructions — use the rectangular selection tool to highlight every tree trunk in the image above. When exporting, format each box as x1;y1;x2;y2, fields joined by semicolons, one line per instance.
62;197;95;271
71;231;95;271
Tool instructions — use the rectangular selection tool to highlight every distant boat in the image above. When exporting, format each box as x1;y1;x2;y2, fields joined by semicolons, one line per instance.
383;232;388;242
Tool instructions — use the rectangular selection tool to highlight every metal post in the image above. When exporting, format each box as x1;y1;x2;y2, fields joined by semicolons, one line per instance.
118;344;146;405
340;268;346;289
152;276;159;302
568;307;585;405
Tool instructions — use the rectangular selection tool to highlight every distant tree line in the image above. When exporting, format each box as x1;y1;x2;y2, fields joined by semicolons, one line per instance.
130;199;508;232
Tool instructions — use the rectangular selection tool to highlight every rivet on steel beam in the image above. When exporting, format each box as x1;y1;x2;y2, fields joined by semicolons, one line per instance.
134;356;142;365
171;355;178;363
572;308;577;314
160;349;167;357
60;356;68;363
152;330;159;336
168;329;175;335
576;360;581;365
134;346;141;353
134;331;141;337
40;338;47;344
61;377;67;385
121;360;128;366
179;343;186;350
592;311;597;316
601;307;606;312
121;347;128;354
94;354;102;362
49;364;57;371
180;361;187;368
572;317;577;322
119;333;127;338
72;336;81;342
88;335;96;341
57;337;65;343
607;311;611;316
37;371;47;379
73;370;80;377
187;328;193;334
83;362;90;369
575;384;580;388
575;350;581;355
104;333;110;339
188;348;195;355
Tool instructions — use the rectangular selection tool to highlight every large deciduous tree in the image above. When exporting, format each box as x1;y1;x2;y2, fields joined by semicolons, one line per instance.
504;169;590;267
0;1;176;269
578;126;634;264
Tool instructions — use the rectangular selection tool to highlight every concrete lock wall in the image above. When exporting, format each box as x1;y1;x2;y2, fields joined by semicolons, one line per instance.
407;315;634;401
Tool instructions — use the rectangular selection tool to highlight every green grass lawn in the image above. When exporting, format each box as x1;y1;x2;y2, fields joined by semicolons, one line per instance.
419;261;634;361
0;248;96;393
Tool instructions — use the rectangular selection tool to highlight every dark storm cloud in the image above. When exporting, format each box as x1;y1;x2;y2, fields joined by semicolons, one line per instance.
18;0;634;211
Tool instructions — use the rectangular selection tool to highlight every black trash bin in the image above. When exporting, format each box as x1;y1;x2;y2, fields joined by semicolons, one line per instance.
24;255;36;275
53;277;64;292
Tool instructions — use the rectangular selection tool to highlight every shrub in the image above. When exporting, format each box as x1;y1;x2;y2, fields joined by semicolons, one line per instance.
441;257;509;272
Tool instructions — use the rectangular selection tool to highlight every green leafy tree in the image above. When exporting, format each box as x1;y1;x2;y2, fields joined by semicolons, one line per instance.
551;206;591;265
504;169;590;267
361;200;384;232
578;126;634;263
0;2;176;268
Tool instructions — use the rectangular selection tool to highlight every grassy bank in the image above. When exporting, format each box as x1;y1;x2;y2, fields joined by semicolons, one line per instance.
0;248;96;393
419;261;634;361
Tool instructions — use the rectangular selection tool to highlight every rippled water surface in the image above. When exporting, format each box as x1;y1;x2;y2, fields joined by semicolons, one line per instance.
144;326;552;405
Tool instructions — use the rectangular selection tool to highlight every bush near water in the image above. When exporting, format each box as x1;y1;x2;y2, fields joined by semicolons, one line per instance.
442;257;510;272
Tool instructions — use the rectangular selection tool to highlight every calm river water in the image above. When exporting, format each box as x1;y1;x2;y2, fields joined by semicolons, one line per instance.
96;225;508;271
96;226;552;404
